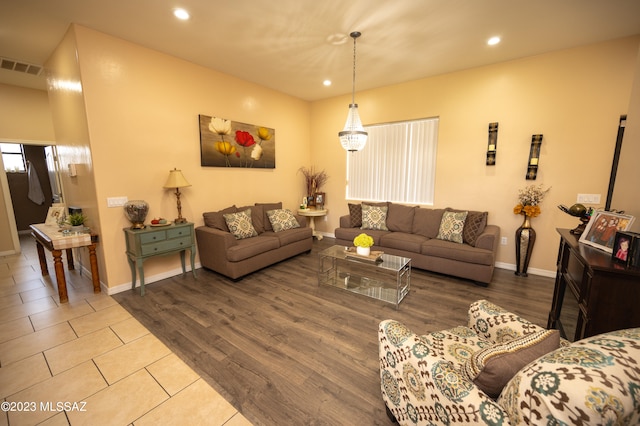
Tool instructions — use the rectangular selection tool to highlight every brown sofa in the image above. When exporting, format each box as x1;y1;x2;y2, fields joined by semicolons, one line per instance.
334;202;500;285
196;202;313;280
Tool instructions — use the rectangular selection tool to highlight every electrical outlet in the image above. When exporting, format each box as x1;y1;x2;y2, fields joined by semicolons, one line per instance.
501;237;507;245
107;196;128;207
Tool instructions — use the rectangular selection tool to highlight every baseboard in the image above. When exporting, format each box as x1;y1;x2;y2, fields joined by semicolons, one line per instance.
106;262;202;295
494;261;556;278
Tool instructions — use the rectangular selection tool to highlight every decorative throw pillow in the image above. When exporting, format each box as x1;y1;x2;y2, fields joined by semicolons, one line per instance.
223;209;258;240
256;202;282;232
203;205;237;231
463;211;488;246
436;211;468;243
463;329;560;398
361;204;389;231
348;203;362;228
266;209;300;232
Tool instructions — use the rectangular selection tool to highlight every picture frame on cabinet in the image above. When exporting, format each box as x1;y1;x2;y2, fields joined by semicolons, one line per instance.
579;210;635;253
45;206;65;226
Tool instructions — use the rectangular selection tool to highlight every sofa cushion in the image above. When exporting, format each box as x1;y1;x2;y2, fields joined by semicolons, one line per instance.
335;227;389;246
224;209;258;240
421;239;494;265
226;235;281;262
256;202;282;231
348;203;362;227
448;208;488;246
361;204;389;231
412;208;445;238
436;211;468;243
386;204;416;233
463;329;560;398
203;205;237;232
262;227;312;246
379;232;427;253
266;209;300;232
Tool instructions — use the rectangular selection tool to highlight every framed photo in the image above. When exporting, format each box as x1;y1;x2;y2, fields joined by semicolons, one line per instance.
612;232;634;265
45;206;65;225
315;192;325;209
631;237;640;268
579;210;635;253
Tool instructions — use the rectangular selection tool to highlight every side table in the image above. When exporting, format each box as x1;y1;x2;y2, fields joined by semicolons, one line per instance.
124;222;196;296
297;208;328;240
30;223;101;303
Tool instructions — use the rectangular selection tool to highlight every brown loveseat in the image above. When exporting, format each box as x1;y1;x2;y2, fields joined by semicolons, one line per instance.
196;202;313;280
334;202;499;285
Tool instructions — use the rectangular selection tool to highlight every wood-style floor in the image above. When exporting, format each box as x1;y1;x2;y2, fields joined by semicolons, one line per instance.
114;237;556;426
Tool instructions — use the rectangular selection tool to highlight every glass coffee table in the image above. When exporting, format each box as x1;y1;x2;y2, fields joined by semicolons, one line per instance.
318;245;411;309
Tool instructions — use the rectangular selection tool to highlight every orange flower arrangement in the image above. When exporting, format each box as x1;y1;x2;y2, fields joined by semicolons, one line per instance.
513;184;550;218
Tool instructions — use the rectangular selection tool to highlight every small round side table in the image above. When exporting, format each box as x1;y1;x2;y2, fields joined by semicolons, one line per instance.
297;208;328;240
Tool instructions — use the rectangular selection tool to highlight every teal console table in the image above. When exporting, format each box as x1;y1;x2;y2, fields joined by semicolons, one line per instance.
124;222;196;296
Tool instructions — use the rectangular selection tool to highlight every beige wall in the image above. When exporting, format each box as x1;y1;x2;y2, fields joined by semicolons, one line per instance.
0;84;55;253
38;27;640;288
311;36;640;274
65;25;311;290
45;26;105;281
612;43;640;227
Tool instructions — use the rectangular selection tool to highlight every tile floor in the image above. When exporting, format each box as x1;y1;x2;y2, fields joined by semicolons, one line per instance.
0;235;251;425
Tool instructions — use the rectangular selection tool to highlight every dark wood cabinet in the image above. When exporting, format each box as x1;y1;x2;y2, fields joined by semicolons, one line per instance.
548;228;640;341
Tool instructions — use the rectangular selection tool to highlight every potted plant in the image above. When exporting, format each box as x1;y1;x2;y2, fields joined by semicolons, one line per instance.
353;233;374;256
67;212;87;232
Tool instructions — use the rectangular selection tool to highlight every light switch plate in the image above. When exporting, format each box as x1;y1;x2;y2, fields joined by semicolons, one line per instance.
107;196;128;207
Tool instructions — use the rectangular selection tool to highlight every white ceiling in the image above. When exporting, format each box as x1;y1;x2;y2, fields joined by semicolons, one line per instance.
1;0;640;101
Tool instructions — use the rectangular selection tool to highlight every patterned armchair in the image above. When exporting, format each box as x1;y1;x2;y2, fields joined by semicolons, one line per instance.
379;299;640;425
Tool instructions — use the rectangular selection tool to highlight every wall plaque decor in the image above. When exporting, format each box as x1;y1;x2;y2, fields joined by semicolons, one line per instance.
526;134;543;180
486;122;498;165
199;114;275;168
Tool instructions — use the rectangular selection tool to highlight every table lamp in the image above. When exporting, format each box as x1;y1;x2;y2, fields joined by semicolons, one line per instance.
163;168;191;223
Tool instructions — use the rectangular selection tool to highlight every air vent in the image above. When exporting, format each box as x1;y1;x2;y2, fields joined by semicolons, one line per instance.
0;57;43;76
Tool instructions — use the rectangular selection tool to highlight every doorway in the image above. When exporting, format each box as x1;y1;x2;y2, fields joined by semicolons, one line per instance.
0;141;62;254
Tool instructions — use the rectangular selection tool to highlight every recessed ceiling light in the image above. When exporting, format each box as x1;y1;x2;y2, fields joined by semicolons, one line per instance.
487;36;501;46
173;8;190;20
323;80;332;86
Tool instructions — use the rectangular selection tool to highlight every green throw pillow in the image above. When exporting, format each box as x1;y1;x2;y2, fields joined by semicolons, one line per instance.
223;208;258;240
436;211;468;243
361;204;389;231
266;209;300;232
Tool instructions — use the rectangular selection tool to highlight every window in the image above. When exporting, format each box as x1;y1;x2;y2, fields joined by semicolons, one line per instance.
1;143;26;172
346;117;438;205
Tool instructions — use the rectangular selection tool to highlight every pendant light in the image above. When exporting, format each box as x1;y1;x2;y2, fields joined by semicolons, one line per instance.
338;31;367;152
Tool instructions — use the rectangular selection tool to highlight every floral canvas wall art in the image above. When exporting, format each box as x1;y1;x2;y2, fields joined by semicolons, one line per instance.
199;114;275;168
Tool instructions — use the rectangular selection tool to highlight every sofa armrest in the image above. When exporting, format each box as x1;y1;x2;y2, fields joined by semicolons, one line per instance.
468;299;548;343
379;320;507;424
474;224;499;251
339;215;352;228
195;226;238;258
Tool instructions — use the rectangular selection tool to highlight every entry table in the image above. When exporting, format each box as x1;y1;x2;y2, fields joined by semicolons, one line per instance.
30;223;101;303
297;208;328;240
124;222;196;296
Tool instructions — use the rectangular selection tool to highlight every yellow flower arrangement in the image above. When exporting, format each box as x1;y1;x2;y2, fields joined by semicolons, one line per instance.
353;233;374;248
514;184;550;218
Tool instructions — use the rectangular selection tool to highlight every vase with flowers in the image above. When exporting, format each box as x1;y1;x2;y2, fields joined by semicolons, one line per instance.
513;184;550;276
298;166;328;207
353;233;374;256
